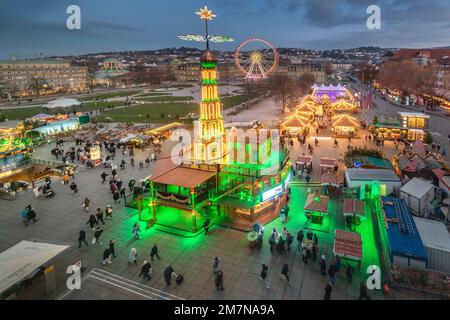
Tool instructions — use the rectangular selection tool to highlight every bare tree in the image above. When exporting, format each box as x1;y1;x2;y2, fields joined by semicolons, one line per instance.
267;74;297;112
28;77;48;96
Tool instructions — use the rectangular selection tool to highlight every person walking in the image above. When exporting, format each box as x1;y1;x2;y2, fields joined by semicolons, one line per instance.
164;265;175;285
346;265;354;284
128;248;138;264
102;247;112;265
320;255;327;276
105;205;113;219
212;257;221;274
215;270;224;291
128;178;136;193
324;282;333;300
145;157;150;167
359;282;371;300
334;256;341;279
130;157;135;168
25;205;38;224
78;230;89;247
328;264;336;287
82;197;90;212
86;215;97;231
113;190;120;204
286;231;294;251
70;181;78;194
93;226;103;245
139;161;144;170
109;240;116;258
100;171;108;183
132;223;141;239
119;186;126;199
139;261;152;281
281;264;290;282
150;243;161;261
96;208;105;225
260;264;269;289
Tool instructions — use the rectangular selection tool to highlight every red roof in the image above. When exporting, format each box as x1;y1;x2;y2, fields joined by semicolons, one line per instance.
343;198;365;217
334;230;363;260
296;155;313;165
304;193;329;214
321;172;340;186
394;48;450;60
320;157;337;168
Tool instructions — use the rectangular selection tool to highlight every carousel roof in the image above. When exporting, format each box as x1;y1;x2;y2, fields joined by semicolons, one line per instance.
332;114;360;128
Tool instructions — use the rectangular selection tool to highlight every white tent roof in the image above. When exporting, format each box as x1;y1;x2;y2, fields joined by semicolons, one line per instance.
345;168;400;182
44;98;81;109
413;217;450;252
400;177;435;199
0;241;69;293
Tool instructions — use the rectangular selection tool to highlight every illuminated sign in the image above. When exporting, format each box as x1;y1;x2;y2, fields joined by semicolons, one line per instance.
90;146;101;161
283;172;292;189
262;184;283;202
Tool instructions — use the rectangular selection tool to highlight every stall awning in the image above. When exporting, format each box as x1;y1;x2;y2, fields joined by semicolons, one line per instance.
0;241;69;294
334;230;363;260
151;162;216;189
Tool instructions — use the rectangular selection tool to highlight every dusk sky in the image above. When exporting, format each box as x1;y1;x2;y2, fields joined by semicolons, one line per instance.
0;0;449;59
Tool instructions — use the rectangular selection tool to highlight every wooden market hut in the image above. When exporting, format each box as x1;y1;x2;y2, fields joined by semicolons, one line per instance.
281;114;310;135
331;114;360;137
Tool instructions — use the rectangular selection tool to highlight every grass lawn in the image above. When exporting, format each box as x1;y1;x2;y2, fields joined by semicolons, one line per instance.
134;92;171;98
135;96;194;102
1;106;44;120
221;94;256;109
79;101;123;112
97;102;198;123
79;90;140;101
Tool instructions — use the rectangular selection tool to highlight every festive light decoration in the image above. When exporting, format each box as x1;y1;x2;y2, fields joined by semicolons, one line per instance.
196;6;216;21
234;38;279;80
178;34;234;43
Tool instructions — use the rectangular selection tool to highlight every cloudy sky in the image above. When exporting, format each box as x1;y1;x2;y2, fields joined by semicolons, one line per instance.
0;0;449;59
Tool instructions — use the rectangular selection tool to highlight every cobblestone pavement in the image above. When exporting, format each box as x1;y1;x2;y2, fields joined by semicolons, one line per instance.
1;98;445;300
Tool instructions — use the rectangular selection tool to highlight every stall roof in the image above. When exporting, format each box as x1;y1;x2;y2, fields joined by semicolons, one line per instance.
413;217;450;253
304;193;329;214
400;177;435;199
0;241;69;294
343;198;365;217
151;158;216;189
381;197;427;261
333;229;363;260
346;168;400;182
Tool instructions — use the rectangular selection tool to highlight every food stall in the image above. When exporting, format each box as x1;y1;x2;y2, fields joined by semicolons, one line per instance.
343;198;366;228
304;190;329;224
320;157;337;173
296;155;313;173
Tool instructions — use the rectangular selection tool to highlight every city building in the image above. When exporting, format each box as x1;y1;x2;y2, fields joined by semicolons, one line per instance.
92;58;130;87
174;61;240;82
0;60;89;97
276;63;326;83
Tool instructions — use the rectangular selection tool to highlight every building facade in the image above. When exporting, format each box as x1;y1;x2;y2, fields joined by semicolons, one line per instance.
174;62;240;82
0;60;89;97
276;63;326;83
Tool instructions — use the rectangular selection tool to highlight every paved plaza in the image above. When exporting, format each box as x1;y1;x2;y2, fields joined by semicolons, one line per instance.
1;96;447;301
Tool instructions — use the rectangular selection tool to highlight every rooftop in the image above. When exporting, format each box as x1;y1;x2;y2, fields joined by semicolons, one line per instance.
346;168;400;182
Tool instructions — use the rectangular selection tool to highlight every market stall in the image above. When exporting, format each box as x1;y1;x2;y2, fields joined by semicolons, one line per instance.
321;172;340;187
320;157;337;173
343;198;366;229
331;114;360;137
333;229;363;261
296;155;313;173
304;190;329;224
280;115;310;135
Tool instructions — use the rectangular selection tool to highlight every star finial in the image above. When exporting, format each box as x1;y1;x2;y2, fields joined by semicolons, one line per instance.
196;6;216;21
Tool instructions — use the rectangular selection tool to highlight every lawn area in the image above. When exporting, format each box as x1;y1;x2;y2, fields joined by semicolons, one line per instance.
134;92;171;98
135;96;194;102
97;102;199;123
80;101;123;112
1;106;43;120
79;90;140;101
221;94;256;109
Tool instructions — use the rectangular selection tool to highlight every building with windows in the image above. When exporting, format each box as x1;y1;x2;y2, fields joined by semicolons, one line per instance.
174;62;240;82
0;60;89;97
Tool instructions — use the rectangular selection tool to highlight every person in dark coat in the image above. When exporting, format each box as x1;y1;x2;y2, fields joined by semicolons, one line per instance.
70;182;78;193
109;240;116;258
359;282;371;300
78;230;88;247
215;270;224;291
150;243;161;261
281;264;290;282
113;190;120;204
120;186;126;198
93;226;103;245
87;215;97;231
260;264;269;288
346;265;354;284
164;266;174;285
102;248;112;265
96;208;105;225
100;172;108;183
139;261;152;280
324;282;333;300
320;255;327;276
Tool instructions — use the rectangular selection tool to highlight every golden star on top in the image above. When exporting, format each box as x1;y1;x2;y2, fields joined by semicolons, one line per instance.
196;6;216;21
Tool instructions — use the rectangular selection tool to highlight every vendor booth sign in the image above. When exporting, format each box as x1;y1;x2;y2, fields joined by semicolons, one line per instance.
262;184;283;201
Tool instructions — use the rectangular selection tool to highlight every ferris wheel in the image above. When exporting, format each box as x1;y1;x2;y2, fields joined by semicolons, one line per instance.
234;38;279;80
